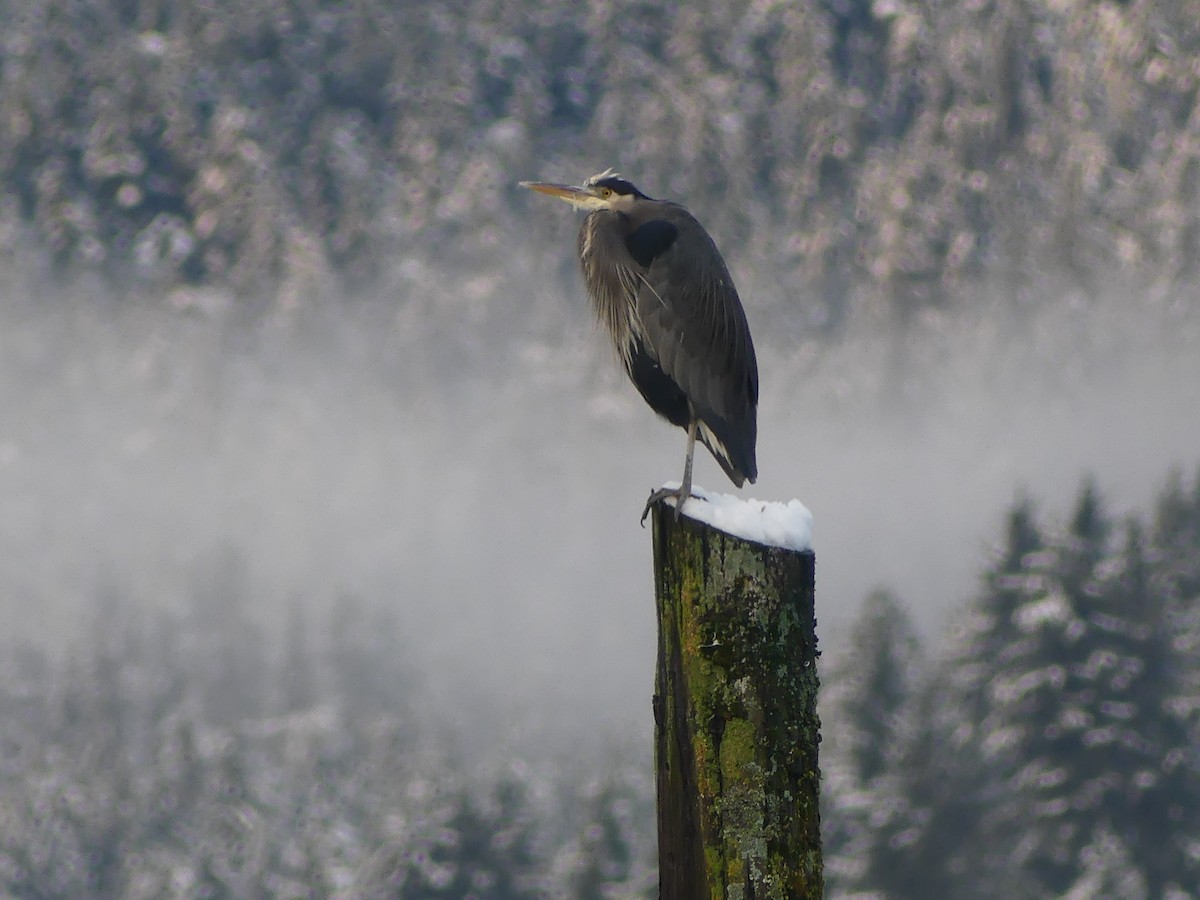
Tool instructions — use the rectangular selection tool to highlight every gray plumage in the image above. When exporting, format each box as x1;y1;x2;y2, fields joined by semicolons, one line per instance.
521;170;758;517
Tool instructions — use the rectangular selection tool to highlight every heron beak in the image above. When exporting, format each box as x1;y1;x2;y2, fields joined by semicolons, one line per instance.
519;181;601;210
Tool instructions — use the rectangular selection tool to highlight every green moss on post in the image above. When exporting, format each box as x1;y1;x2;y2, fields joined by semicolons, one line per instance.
651;501;822;899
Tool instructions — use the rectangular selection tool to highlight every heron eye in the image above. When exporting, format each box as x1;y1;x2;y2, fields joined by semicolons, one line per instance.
600;187;613;199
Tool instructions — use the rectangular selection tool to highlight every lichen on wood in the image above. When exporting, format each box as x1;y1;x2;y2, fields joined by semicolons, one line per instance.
651;500;822;899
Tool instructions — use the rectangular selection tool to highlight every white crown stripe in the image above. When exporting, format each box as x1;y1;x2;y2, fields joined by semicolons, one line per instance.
584;168;622;186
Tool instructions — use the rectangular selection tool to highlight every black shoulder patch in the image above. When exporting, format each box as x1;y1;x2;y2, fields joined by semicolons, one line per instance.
625;220;678;268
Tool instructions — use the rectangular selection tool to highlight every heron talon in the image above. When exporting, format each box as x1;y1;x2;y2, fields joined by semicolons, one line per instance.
641;486;693;525
641;488;671;526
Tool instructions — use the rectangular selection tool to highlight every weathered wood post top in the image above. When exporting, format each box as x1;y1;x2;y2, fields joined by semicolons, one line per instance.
650;486;821;899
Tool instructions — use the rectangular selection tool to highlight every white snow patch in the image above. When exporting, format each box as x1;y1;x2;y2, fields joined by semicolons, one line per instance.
1014;591;1071;631
662;483;813;551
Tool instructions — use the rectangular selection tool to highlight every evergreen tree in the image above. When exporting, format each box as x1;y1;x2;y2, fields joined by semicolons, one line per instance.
558;767;655;899
6;466;1197;897
1152;466;1200;733
1061;827;1148;900
858;497;1046;898
834;590;923;784
908;478;1200;897
821;589;922;896
945;496;1044;732
1093;521;1200;896
392;792;503;899
966;479;1117;895
3;0;1200;307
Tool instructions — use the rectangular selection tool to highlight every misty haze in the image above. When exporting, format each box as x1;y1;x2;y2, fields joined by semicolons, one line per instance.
4;272;1198;734
3;0;1200;896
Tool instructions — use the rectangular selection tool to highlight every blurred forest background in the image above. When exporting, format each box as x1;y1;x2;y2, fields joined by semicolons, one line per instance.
4;0;1200;315
2;0;1200;896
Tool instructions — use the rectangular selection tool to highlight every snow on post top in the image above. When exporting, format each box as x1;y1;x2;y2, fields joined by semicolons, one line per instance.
663;483;813;551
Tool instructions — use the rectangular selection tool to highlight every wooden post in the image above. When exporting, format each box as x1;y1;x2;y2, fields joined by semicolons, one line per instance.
650;501;822;899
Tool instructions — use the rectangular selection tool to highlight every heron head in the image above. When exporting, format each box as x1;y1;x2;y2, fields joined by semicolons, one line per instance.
520;169;648;212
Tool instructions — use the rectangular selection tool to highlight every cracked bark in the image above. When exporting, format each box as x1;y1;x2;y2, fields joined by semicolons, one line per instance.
650;501;822;899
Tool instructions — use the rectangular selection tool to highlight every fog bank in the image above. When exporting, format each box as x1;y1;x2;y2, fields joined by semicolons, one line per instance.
2;269;1197;742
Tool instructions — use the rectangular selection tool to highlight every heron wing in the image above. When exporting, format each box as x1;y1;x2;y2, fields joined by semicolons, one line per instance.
625;208;758;483
625;335;691;429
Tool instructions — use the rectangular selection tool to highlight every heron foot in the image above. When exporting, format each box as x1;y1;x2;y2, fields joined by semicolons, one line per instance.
640;486;694;526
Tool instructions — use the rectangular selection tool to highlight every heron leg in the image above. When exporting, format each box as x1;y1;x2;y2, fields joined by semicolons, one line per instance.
676;418;697;521
640;419;698;525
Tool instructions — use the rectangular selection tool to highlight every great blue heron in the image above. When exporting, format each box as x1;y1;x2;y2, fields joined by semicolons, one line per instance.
520;169;758;522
